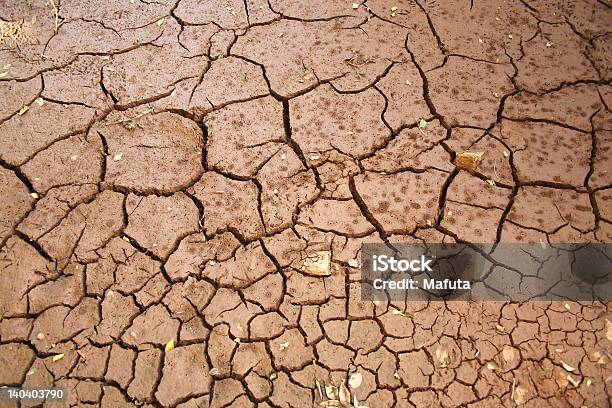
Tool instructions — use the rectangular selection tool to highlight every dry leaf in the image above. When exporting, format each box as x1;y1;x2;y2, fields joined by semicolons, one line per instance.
393;370;401;380
209;367;219;375
348;372;362;389
567;374;580;387
315;379;323;399
513;386;527;405
122;236;130;242
561;361;575;372
352;3;359;9
279;341;289;350
301;251;332;276
486;362;497;370
339;380;350;403
113;152;123;161
586;378;592;387
392;309;410;317
52;353;64;362
495;324;505;333
486;179;496;186
502;346;516;362
325;385;338;400
18;105;29;115
30;192;39;199
436;346;450;368
165;339;175;352
563;303;571;310
455;151;484;173
157;18;165;26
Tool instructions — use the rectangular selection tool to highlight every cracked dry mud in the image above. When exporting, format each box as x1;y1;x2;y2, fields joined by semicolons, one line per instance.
0;0;611;407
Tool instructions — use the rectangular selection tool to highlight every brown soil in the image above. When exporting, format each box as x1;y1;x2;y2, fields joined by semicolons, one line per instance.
0;1;611;407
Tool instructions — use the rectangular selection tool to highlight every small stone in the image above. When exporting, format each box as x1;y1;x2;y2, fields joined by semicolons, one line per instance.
300;251;332;276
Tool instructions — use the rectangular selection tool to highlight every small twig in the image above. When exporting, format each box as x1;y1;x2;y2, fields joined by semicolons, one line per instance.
106;107;154;127
49;0;59;33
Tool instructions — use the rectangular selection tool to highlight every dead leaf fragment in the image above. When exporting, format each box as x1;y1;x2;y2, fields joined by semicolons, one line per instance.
392;309;410;317
52;353;64;362
352;3;359;9
502;346;516;362
301;251;332;276
348;372;362;389
165;339;175;352
30;192;39;199
455;151;484;173
567;374;580;387
17;105;29;115
325;385;338;400
113;152;123;161
513;386;527;405
339;381;350;403
315;379;323;399
279;341;289;350
561;361;575;372
320;401;341;407
436;346;450;368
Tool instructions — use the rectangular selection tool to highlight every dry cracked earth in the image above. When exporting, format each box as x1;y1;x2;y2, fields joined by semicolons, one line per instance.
0;0;611;407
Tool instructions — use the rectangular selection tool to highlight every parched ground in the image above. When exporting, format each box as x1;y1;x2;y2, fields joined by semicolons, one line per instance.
0;0;611;407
